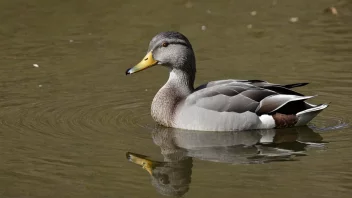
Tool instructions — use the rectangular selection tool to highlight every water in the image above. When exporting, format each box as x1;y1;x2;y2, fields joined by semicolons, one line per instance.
0;0;351;197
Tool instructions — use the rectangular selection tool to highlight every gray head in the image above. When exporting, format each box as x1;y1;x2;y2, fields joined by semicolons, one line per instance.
126;31;196;75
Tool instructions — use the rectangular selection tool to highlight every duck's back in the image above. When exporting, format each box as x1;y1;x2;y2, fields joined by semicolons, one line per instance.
172;79;328;131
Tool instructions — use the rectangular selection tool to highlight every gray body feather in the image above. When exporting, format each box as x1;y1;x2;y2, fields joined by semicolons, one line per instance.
170;79;327;131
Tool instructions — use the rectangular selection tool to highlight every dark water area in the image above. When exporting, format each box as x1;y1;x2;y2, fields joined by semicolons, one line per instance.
0;0;351;197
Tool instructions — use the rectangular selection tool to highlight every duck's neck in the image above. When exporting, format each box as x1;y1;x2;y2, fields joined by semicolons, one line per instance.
165;68;195;92
151;68;195;127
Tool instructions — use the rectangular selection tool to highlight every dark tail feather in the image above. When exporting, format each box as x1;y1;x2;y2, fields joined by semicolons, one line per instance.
283;83;309;89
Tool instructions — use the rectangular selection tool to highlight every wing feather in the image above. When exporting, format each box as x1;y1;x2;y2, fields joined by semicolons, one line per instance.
255;95;315;115
188;79;312;115
240;89;277;102
187;81;273;113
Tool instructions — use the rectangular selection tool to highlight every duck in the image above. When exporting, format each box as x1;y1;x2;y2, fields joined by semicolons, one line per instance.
125;31;328;131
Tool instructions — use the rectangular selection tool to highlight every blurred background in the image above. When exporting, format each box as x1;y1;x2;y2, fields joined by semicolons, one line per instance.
0;0;351;197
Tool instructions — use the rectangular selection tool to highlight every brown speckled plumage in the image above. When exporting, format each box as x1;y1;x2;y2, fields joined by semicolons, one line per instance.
272;113;298;128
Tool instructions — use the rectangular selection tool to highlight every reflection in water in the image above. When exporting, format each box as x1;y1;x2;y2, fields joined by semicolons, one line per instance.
126;126;324;197
127;153;192;197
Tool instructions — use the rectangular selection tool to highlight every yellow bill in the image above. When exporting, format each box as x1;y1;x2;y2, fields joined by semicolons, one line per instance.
126;52;157;75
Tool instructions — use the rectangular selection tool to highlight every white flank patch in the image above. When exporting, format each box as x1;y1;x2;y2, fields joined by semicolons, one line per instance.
259;115;275;129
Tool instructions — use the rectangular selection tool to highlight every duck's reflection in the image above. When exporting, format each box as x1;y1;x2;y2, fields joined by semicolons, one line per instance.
126;126;324;197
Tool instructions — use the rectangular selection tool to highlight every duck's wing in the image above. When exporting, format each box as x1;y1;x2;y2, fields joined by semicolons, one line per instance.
187;80;316;115
195;79;308;96
176;80;328;131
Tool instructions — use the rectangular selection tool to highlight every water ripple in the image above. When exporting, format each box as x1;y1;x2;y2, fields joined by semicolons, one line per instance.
309;115;350;132
0;92;152;141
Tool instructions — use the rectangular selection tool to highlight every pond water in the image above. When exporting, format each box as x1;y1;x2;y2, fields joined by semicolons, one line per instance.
0;0;351;197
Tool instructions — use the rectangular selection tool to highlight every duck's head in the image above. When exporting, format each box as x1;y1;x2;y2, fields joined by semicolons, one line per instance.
126;31;196;75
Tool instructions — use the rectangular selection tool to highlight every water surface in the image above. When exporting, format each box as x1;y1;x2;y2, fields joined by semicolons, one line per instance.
0;0;351;197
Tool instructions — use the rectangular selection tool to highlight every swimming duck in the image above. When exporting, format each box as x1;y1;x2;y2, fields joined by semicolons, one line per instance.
126;31;328;131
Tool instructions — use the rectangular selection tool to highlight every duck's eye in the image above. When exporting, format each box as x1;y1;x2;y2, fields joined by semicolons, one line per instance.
162;42;169;47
